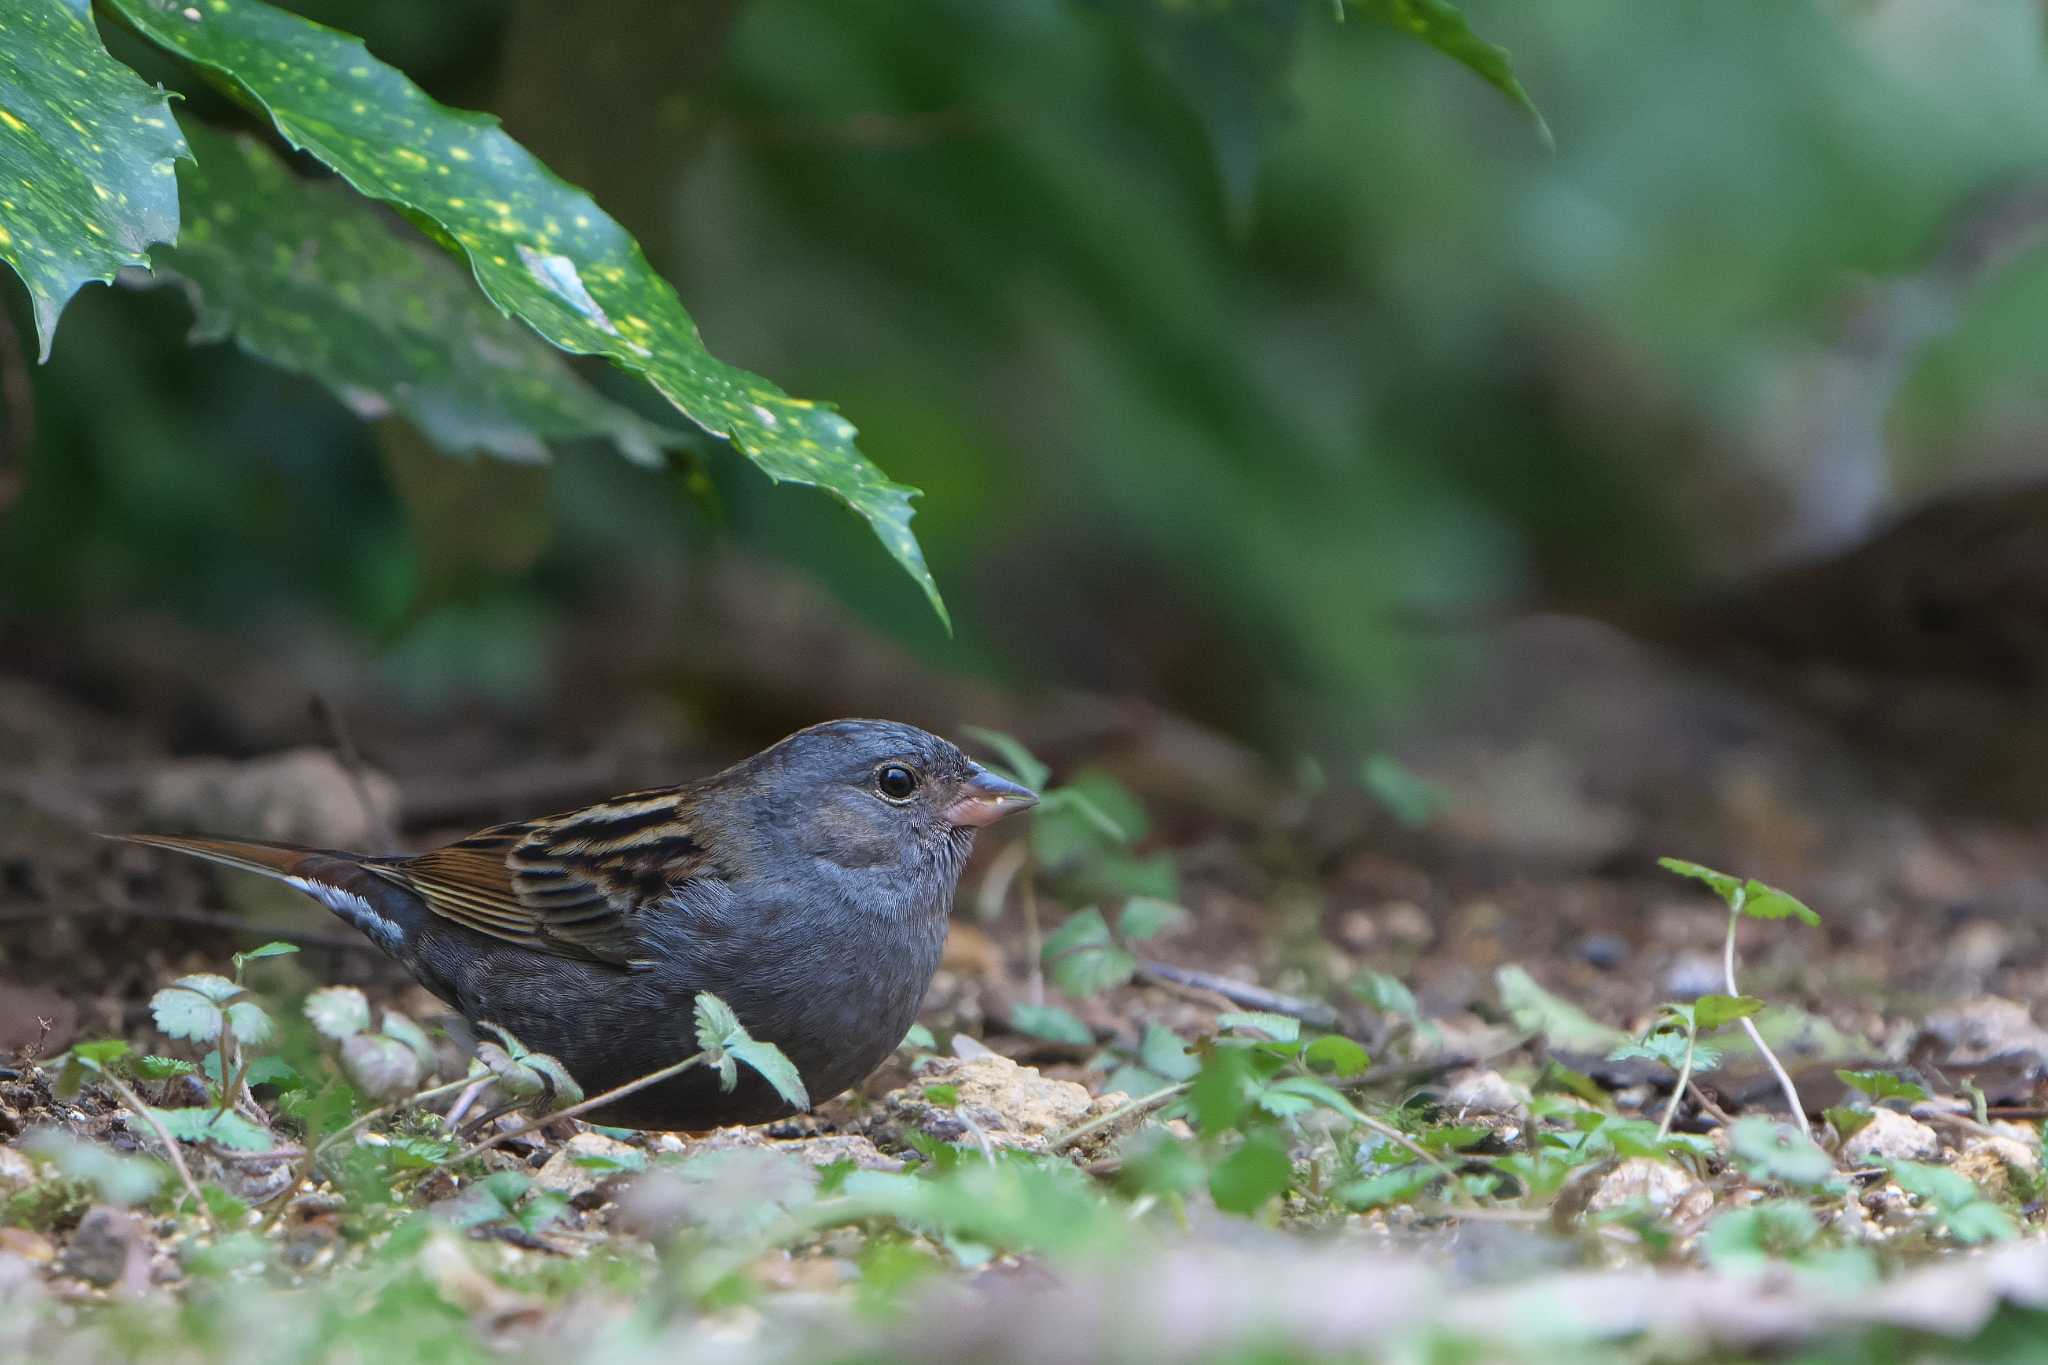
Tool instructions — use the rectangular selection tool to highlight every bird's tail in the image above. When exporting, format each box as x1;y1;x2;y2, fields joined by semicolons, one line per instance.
107;833;417;955
108;833;326;883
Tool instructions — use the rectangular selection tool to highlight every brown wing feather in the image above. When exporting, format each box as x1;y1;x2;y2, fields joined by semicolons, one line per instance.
370;791;716;965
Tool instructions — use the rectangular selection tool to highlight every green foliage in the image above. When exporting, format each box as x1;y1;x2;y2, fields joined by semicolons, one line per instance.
1658;858;1821;926
1359;753;1444;829
1343;0;1550;149
693;991;810;1111
476;1022;586;1109
146;1105;273;1152
1728;1118;1837;1192
156;122;680;466
150;973;274;1045
1008;1002;1095;1047
103;0;945;624
1497;965;1627;1052
1042;907;1139;997
21;1129;165;1206
0;0;187;358
304;985;373;1041
1888;1160;2019;1244
1836;1069;1930;1104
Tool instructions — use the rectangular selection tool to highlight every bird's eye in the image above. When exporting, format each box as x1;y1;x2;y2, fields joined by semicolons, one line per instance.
876;764;919;801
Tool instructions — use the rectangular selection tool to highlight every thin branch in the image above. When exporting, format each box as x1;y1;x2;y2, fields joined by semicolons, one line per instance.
1048;1081;1190;1153
439;1049;709;1168
1136;960;1341;1029
103;1073;217;1234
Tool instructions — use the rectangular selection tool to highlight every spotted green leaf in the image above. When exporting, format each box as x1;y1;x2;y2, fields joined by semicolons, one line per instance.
0;0;187;358
108;0;945;624
155;121;682;465
1344;0;1551;150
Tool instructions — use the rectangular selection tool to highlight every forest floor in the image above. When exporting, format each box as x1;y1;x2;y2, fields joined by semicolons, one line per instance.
6;595;2048;1363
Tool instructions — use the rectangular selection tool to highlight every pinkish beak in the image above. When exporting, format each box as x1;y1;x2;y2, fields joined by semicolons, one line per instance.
945;765;1040;828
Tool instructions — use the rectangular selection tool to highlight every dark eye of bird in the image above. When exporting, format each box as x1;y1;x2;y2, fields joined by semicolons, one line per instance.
876;764;919;801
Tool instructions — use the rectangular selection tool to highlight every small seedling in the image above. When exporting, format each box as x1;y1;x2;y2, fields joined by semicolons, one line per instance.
1609;993;1764;1139
1658;858;1820;1136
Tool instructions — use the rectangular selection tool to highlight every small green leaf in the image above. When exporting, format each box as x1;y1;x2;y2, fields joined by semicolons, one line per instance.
303;986;371;1041
1008;1003;1094;1047
1496;966;1627;1053
959;726;1051;793
1729;1117;1837;1190
242;1056;303;1091
22;1130;164;1206
170;973;240;1004
1348;970;1420;1019
730;1037;811;1112
692;992;743;1054
341;1033;422;1099
71;1039;133;1069
1885;1159;1982;1213
1115;897;1189;943
151;984;225;1043
1265;1075;1367;1122
1359;753;1444;829
1943;1200;2019;1245
0;0;188;358
1334;1164;1436;1211
1208;1133;1292;1213
1694;994;1766;1030
378;1011;436;1067
1303;1035;1370;1076
1344;0;1551;150
1044;908;1137;997
900;1024;937;1052
1835;1069;1928;1104
1825;1106;1875;1141
1217;1011;1301;1043
1607;1033;1693;1073
146;1106;273;1152
1701;1200;1821;1272
130;1054;194;1081
224;999;274;1046
109;0;947;624
1740;881;1821;927
570;1148;646;1174
233;941;300;968
1657;857;1744;907
1139;1024;1200;1082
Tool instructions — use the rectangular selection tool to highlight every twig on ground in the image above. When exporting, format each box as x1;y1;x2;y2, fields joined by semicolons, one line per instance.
1048;1081;1191;1153
104;1073;218;1234
1135;960;1341;1029
1687;1080;1736;1128
438;1049;710;1168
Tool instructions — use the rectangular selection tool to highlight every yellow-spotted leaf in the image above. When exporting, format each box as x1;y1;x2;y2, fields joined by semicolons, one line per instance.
156;121;678;465
0;0;187;358
109;0;944;624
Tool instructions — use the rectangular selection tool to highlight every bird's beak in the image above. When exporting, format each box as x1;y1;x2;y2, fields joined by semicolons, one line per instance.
946;765;1040;827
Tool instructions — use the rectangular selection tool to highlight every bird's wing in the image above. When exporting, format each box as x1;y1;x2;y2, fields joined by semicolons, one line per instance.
368;788;716;967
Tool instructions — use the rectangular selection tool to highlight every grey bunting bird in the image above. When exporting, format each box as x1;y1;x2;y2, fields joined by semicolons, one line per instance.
117;720;1038;1129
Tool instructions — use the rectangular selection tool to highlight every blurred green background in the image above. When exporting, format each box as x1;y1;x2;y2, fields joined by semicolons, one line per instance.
5;0;2047;758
